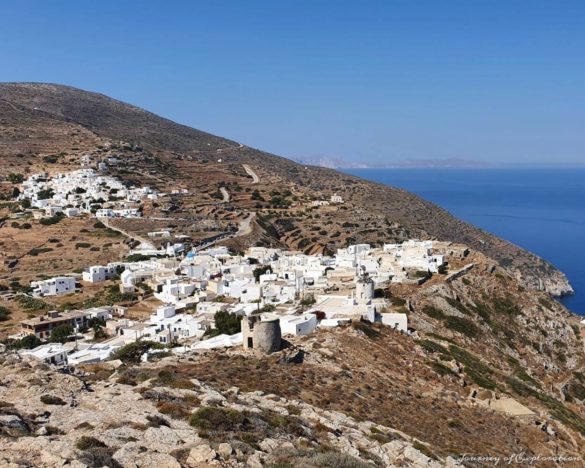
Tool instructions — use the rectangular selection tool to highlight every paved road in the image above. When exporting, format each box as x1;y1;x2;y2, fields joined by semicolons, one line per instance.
242;164;259;184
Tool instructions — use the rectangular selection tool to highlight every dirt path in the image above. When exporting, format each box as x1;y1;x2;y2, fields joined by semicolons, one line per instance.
219;187;230;203
236;212;256;237
100;217;155;250
242;164;259;184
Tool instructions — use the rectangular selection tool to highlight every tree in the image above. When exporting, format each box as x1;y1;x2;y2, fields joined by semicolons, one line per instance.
253;265;271;283
37;188;55;200
204;310;241;338
17;334;42;349
300;294;316;307
49;325;74;343
110;340;165;363
8;173;24;184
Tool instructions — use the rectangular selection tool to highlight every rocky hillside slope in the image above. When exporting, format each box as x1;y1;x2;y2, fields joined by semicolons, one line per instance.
0;350;457;468
0;82;572;296
2;245;585;467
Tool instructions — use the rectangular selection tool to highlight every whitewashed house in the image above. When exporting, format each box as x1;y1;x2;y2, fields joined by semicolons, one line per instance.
31;276;76;297
21;344;68;365
380;313;408;332
83;265;119;283
279;313;317;336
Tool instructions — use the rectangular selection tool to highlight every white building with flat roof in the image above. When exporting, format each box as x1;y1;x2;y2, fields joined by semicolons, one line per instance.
31;276;76;297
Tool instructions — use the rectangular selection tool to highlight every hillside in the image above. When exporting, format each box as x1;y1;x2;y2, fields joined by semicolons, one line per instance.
2;82;585;467
0;82;572;296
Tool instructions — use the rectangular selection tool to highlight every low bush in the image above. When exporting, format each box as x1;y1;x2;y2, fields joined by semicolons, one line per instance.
418;339;449;355
155;368;196;389
76;436;106;450
39;214;64;225
450;345;496;389
431;361;457;377
0;306;11;322
28;247;53;256
189;406;246;432
40;395;66;405
351;321;381;339
444;316;478;338
110;340;165;364
422;306;444;320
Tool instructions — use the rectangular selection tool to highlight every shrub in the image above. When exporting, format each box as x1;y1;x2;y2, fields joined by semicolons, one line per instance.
412;441;437;460
0;306;11;322
204;310;241;337
16;295;48;310
126;253;154;262
253;265;271;283
76;436;106;450
310;451;371;468
11;334;41;349
422;306;444;320
49;325;74;343
351;321;380;339
444;297;470;315
431;361;457;377
155;369;196;389
39;214;64;225
444;316;478;338
189;406;246;432
157;401;192;420
450;345;496;389
492;297;522;316
40;395;66;405
75;242;91;249
8;173;24;184
77;446;121;468
28;247;53;256
418;339;449;355
110;340;165;364
300;294;316;307
37;189;55;200
146;414;170;428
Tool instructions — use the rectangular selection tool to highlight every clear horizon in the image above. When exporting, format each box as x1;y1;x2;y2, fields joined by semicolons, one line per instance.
2;1;584;167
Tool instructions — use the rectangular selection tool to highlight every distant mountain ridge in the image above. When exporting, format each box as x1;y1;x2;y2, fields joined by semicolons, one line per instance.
294;156;490;169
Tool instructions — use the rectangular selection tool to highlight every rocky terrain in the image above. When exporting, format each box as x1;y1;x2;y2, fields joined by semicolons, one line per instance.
0;348;458;468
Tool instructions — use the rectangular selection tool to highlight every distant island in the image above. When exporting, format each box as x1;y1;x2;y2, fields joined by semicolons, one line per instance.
293;156;491;169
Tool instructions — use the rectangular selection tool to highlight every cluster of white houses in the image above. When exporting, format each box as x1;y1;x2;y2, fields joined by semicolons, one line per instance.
17;169;159;219
16;239;464;366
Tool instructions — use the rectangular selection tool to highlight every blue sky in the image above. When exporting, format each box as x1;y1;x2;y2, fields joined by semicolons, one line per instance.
1;1;584;166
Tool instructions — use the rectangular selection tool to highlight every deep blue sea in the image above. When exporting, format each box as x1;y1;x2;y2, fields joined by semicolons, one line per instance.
344;168;585;316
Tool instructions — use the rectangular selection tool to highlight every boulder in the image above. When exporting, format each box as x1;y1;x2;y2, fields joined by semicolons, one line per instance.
217;442;233;458
186;444;217;466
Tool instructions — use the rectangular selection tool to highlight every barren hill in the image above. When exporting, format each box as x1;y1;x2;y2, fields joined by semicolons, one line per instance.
0;82;572;296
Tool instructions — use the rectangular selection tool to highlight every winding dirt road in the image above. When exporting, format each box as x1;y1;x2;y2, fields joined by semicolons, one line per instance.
242;164;259;184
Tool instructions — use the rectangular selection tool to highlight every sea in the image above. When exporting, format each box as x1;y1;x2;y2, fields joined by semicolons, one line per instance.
344;168;585;317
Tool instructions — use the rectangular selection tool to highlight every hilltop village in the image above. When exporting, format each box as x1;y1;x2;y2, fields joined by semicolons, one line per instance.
2;169;470;366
